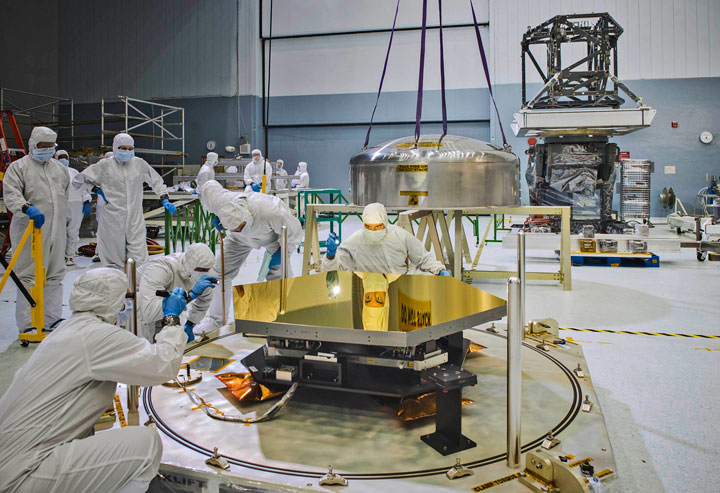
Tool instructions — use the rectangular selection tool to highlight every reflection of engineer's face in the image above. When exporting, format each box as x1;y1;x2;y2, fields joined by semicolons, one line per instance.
361;273;390;331
364;291;386;308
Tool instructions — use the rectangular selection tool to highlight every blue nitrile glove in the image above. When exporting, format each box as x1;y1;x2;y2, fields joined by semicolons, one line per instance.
96;188;108;204
438;270;452;277
326;232;340;258
162;287;187;317
251;183;261;192
190;275;218;300
268;250;282;269
82;201;91;216
26;206;45;228
162;199;177;214
184;322;195;343
212;216;224;233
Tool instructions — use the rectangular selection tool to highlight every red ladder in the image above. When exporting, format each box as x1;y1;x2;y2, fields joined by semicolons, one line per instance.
0;110;26;256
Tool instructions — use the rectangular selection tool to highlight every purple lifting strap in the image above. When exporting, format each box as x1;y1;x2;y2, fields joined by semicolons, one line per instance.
438;0;448;142
363;0;401;149
414;0;429;144
470;0;508;147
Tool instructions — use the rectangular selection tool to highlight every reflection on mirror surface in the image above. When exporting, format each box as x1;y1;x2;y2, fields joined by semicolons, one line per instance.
233;271;506;332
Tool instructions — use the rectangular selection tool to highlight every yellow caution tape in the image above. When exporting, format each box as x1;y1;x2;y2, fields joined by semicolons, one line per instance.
471;472;521;491
561;327;720;340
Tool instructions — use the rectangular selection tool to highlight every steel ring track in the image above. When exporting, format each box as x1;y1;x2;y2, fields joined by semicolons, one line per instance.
145;330;582;480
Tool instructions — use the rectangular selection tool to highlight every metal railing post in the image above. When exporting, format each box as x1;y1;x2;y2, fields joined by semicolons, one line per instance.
507;276;522;468
280;225;288;279
126;258;139;415
517;229;526;339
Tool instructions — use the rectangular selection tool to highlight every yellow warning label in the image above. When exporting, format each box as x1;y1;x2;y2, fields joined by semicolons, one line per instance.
399;191;429;196
396;164;428;173
393;141;443;149
569;457;594;468
472;472;521;491
113;394;127;427
398;291;431;332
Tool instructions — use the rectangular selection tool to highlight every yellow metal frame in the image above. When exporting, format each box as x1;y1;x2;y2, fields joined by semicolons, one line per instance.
0;221;47;343
301;204;572;291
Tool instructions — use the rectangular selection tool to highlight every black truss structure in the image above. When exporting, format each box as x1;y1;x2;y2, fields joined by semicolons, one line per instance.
521;13;624;109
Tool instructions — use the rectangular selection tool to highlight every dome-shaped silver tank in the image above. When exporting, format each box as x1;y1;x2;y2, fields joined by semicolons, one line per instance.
349;135;520;207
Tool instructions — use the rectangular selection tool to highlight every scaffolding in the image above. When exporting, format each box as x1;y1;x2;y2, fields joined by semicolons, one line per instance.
0;88;75;148
101;96;185;167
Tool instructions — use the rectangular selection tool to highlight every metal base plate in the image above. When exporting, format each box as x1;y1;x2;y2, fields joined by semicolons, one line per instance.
421;432;477;456
139;325;616;492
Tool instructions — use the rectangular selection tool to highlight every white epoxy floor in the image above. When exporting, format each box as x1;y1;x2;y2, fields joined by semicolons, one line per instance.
1;215;718;492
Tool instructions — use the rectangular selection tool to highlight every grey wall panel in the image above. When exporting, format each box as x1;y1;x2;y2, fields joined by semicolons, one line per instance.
0;0;59;96
59;0;238;102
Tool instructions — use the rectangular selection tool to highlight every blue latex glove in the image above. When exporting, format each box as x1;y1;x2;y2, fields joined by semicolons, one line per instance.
96;188;108;204
26;206;45;228
82;201;91;216
268;250;282;269
162;287;187;317
162;199;177;214
184;322;195;343
190;275;218;300
251;183;261;192
326;232;340;257
212;216;224;233
438;270;452;277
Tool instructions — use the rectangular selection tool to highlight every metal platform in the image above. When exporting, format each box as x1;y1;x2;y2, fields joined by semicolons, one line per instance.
133;322;617;492
512;107;656;138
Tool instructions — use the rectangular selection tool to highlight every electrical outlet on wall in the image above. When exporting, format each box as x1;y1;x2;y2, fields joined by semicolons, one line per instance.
664;165;676;175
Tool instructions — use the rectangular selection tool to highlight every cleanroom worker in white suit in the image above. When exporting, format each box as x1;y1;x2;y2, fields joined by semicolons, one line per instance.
0;268;189;492
56;149;92;266
138;243;217;343
193;179;303;334
323;203;451;276
243;148;272;192
3;126;70;333
196;151;219;192
72;133;177;269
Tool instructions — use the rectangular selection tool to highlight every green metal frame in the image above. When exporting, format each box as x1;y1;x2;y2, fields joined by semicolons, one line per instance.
164;199;219;254
297;189;346;248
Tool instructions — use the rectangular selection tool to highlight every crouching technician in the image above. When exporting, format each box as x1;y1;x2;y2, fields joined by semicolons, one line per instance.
0;268;190;492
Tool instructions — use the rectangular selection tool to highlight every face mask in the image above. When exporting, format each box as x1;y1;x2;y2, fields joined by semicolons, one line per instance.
190;270;206;282
253;156;261;163
31;147;56;162
115;149;135;162
362;227;387;244
58;158;69;167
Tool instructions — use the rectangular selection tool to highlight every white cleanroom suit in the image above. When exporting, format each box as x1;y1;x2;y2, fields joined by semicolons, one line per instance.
2;126;69;332
323;203;447;275
0;268;187;493
275;159;289;189
294;161;310;188
137;242;215;341
196;151;218;191
244;149;273;192
72;133;170;269
194;180;303;332
57;150;92;260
